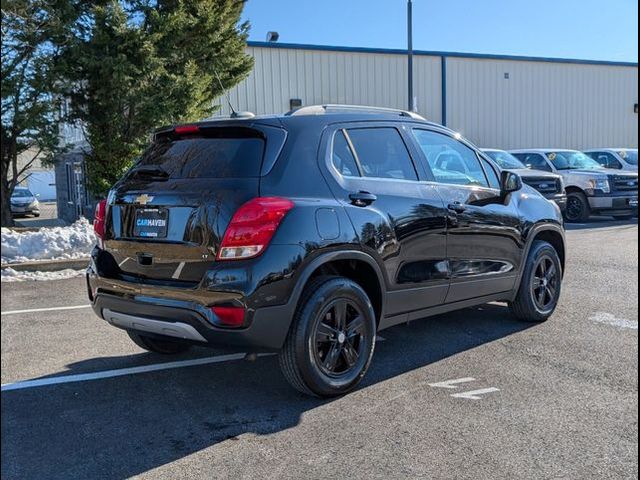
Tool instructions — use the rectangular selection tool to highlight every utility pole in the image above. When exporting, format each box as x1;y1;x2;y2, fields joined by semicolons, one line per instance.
407;0;414;111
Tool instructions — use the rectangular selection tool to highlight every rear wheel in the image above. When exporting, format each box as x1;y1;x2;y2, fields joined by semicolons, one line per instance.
127;331;191;354
564;192;590;223
509;240;562;323
279;276;376;397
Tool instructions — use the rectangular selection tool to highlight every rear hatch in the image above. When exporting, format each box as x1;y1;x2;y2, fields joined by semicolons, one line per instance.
104;123;285;283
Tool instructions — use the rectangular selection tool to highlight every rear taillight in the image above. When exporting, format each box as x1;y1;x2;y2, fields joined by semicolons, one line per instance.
211;306;246;328
217;197;294;261
93;199;107;248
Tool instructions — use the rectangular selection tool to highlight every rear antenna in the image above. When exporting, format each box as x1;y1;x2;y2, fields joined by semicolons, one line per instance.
213;66;238;118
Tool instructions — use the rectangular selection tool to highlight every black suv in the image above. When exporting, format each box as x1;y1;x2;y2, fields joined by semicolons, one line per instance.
88;105;566;397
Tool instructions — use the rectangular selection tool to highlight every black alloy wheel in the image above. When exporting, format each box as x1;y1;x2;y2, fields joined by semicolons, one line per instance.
509;240;563;322
565;192;589;222
279;276;376;397
530;255;560;315
312;298;367;377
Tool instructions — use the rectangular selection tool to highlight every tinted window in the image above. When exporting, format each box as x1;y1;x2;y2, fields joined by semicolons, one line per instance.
412;130;488;187
512;153;552;172
332;130;360;177
346;128;418;181
481;159;501;189
134;136;265;179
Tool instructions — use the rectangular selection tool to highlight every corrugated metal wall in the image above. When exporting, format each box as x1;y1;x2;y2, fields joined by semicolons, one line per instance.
222;46;442;123
220;44;638;149
445;58;639;149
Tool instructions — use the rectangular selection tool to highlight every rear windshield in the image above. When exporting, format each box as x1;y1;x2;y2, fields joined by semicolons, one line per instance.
133;134;265;179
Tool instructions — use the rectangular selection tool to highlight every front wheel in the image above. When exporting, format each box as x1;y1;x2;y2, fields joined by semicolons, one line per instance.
509;240;563;322
564;192;590;223
279;276;377;397
127;331;191;354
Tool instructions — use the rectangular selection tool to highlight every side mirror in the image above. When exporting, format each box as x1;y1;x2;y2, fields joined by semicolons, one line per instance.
500;170;523;194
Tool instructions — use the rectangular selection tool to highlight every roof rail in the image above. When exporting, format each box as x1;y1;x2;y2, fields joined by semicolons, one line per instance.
286;104;426;121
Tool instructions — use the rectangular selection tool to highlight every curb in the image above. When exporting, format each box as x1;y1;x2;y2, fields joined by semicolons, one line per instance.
1;258;89;273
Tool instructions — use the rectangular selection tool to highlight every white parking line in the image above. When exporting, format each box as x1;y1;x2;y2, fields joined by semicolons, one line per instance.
427;377;476;389
1;353;259;392
451;387;500;400
1;305;91;316
590;312;638;330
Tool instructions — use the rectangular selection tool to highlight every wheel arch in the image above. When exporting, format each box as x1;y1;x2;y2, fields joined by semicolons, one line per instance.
565;185;587;195
290;250;387;327
511;222;566;300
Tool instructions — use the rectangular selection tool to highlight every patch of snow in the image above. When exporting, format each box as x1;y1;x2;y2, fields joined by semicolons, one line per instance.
1;218;95;264
1;267;86;282
590;312;638;330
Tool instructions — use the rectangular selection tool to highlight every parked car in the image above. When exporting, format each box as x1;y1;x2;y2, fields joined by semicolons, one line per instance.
510;149;638;222
10;187;40;217
583;148;638;172
482;149;566;212
87;105;566;397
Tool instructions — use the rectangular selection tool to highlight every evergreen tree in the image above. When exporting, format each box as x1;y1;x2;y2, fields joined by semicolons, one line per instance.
62;0;254;195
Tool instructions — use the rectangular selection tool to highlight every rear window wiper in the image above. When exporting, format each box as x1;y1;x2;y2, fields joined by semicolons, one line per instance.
131;165;170;180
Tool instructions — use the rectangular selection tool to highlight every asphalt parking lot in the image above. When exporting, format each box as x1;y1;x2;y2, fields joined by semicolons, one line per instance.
1;218;638;480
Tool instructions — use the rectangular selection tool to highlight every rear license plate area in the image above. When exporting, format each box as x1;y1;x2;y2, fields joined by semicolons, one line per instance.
134;208;168;238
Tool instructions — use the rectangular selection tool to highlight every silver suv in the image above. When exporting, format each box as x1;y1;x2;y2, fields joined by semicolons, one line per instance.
510;149;638;222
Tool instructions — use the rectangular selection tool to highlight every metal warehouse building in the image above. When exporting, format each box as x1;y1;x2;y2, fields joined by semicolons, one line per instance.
219;41;638;150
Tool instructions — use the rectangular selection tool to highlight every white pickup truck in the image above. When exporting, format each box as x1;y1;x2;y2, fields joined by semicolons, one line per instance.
583;148;638;172
510;149;638;222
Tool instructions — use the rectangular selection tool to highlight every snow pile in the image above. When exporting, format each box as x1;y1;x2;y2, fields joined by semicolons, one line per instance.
1;218;96;264
1;267;86;282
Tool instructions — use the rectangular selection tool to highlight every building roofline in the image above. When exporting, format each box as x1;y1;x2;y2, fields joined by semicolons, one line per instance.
247;41;639;68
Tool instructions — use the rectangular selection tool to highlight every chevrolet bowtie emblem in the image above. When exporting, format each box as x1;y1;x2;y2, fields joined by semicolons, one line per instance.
134;194;154;205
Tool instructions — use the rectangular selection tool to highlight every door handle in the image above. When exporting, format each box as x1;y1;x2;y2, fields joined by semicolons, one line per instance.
448;202;467;213
349;191;377;207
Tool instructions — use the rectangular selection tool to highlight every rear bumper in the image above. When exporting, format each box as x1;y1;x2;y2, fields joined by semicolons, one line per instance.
86;245;304;352
587;192;638;213
90;289;293;352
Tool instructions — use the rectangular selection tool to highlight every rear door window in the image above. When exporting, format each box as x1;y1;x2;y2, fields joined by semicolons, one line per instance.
332;130;360;177
134;134;265;179
345;128;418;181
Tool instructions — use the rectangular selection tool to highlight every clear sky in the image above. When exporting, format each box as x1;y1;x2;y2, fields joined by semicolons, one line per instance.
241;0;638;62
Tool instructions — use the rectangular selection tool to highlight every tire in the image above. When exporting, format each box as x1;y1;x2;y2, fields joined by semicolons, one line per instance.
613;215;634;221
127;331;191;354
279;276;377;397
564;192;590;223
509;240;562;323
33;212;40;217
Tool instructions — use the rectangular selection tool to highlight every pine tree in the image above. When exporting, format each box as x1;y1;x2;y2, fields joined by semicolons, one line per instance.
61;0;254;195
